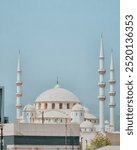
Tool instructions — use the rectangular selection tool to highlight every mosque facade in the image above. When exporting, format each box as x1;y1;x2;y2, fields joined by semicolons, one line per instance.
2;36;118;150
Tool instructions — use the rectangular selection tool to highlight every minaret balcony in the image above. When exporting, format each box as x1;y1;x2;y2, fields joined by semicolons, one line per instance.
16;81;23;86
17;70;21;73
16;104;22;108
99;56;104;59
110;68;114;71
109;80;116;84
109;91;116;96
109;102;116;107
16;92;22;97
98;96;106;101
98;82;106;88
98;69;106;74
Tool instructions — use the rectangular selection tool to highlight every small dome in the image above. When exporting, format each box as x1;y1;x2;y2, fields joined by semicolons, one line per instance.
105;120;109;124
35;85;80;103
72;103;84;111
23;104;35;112
80;120;94;128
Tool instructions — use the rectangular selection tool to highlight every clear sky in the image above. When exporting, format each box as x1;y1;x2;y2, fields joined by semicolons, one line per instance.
0;0;120;130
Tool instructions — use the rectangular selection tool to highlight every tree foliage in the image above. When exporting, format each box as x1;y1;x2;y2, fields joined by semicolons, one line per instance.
90;133;111;149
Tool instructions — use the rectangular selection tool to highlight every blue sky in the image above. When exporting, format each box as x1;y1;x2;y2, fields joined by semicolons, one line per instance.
0;0;120;130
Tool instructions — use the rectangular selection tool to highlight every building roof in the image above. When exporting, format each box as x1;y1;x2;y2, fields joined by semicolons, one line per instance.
80;120;94;128
37;110;69;119
23;104;35;112
84;112;97;119
72;103;84;111
35;84;80;103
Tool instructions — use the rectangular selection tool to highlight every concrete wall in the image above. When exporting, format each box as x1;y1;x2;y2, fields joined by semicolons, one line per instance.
3;123;80;150
106;132;120;145
3;122;80;136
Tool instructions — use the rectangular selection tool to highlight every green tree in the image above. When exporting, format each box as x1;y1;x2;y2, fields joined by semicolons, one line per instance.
90;133;111;149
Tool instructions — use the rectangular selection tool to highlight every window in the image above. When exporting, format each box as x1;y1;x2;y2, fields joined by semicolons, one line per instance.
81;112;83;116
59;103;62;109
39;103;41;109
67;103;70;109
45;103;47;109
52;103;55;109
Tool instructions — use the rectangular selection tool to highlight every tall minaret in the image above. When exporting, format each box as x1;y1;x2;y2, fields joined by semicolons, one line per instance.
98;34;106;132
16;51;23;120
109;50;116;132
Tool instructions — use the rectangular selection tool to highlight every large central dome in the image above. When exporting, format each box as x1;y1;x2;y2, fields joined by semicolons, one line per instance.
35;84;80;103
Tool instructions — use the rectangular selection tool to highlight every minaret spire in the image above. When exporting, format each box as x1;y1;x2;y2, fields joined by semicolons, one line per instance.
100;33;104;58
109;50;116;132
98;34;106;132
17;50;21;72
110;49;114;70
16;51;23;120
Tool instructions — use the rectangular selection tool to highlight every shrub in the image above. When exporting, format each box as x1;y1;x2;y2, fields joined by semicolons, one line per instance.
90;133;111;149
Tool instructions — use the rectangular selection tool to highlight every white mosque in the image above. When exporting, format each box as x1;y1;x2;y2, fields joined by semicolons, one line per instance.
16;35;116;131
2;36;118;150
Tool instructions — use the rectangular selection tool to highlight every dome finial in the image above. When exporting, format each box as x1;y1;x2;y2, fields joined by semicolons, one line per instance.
54;76;60;88
57;76;59;85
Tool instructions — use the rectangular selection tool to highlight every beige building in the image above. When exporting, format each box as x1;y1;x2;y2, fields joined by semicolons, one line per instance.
4;123;80;150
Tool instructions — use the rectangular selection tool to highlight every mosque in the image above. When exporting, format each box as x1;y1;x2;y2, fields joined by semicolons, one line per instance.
2;36;118;150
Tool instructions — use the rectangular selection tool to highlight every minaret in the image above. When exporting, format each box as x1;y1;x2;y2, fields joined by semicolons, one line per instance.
16;51;23;120
109;50;116;132
98;34;106;132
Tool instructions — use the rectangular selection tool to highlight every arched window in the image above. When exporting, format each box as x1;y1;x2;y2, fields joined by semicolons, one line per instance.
59;103;62;109
67;103;70;109
52;103;55;109
45;103;47;109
